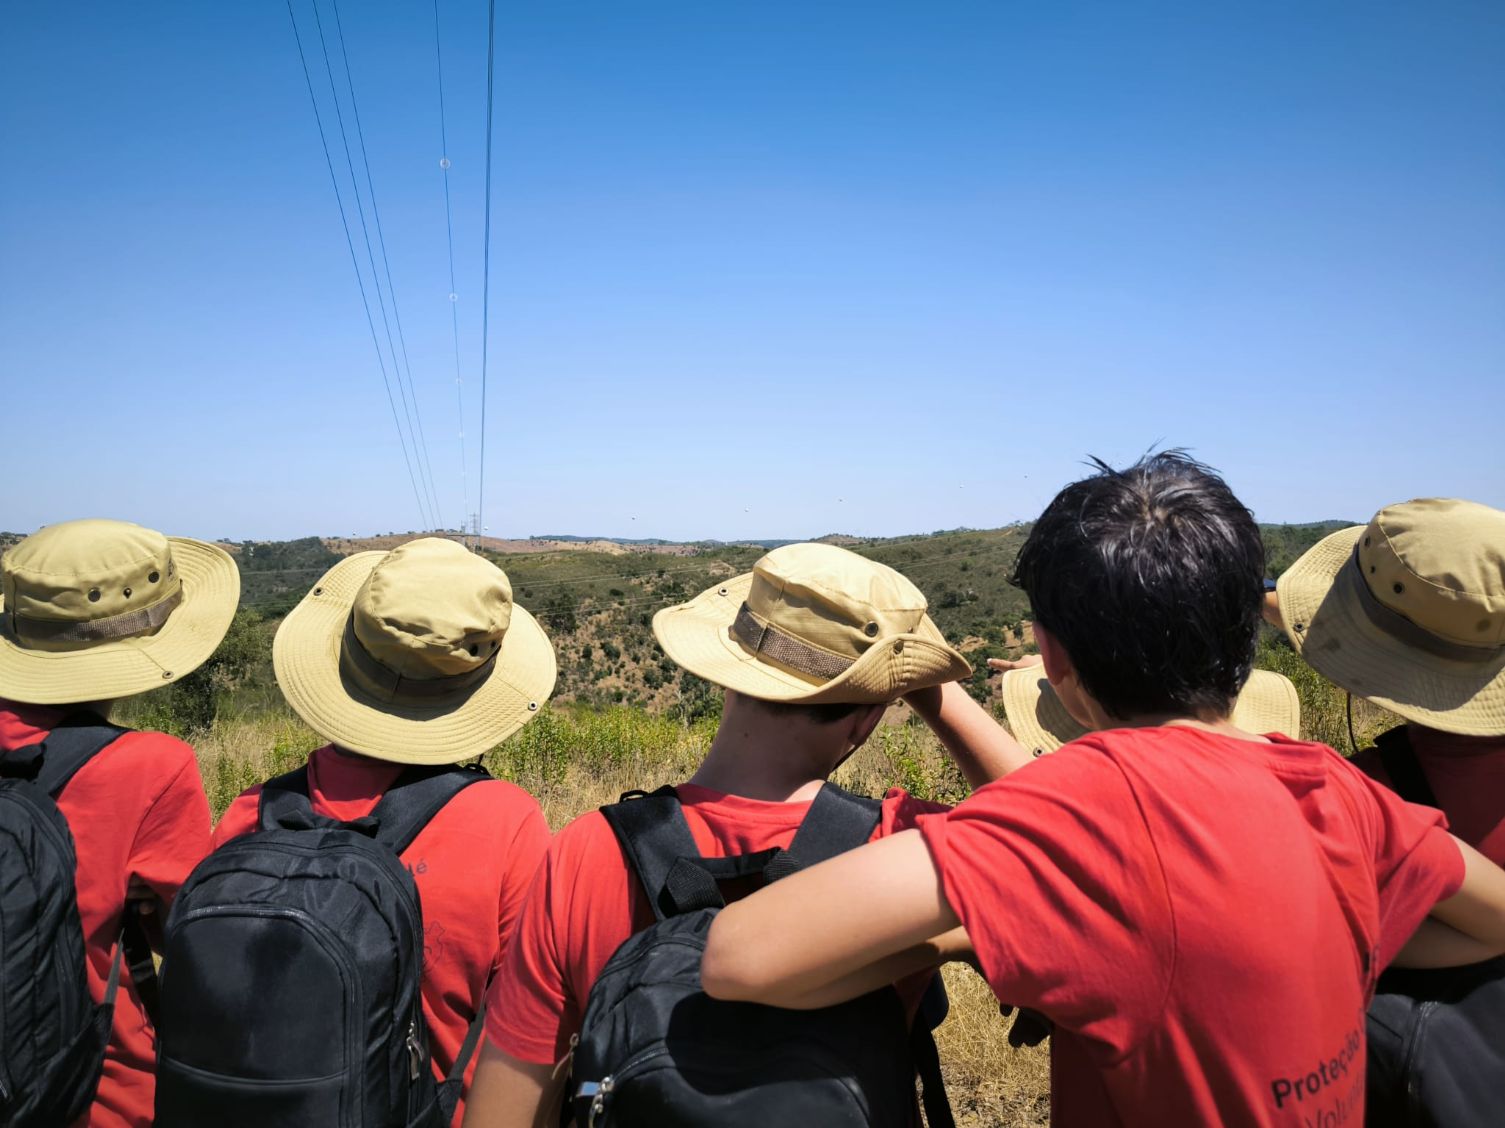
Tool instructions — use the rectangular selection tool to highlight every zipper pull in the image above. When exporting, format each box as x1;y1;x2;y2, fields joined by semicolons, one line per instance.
406;1019;423;1081
588;1075;613;1128
551;1032;579;1081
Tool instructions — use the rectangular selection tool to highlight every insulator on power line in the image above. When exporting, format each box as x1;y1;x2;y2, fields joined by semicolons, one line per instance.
449;292;458;302
439;157;451;169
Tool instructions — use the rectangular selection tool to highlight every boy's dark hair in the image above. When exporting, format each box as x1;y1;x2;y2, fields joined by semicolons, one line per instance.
1010;450;1265;720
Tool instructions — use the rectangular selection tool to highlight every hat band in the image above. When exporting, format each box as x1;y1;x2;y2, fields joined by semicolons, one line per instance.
7;585;183;644
1348;550;1504;665
730;603;855;682
339;616;500;704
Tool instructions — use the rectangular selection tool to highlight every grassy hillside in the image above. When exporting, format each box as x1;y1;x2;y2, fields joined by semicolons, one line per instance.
93;520;1348;728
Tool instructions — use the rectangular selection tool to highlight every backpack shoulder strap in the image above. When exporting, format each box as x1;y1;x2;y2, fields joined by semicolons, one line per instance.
785;782;883;868
369;763;492;856
258;765;315;831
1373;726;1439;808
600;787;702;922
7;719;130;798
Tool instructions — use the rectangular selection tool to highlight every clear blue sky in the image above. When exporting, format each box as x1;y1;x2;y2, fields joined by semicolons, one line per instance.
2;1;1502;542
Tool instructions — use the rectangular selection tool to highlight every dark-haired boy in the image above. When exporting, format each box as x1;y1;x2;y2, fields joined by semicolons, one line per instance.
464;542;1026;1127
703;453;1505;1127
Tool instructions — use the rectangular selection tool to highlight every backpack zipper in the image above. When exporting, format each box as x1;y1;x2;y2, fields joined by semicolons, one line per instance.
551;1032;579;1081
576;1040;872;1125
405;1018;423;1081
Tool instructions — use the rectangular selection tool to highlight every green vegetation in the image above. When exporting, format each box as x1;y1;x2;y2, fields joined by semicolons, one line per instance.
234;536;344;614
112;520;1362;737
1262;520;1353;577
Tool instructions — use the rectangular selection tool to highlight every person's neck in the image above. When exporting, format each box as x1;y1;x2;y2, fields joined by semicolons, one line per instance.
1407;723;1505;756
1088;705;1269;744
687;712;840;803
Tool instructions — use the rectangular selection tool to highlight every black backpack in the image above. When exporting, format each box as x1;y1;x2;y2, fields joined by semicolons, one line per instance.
570;783;953;1128
1365;726;1505;1128
0;719;156;1128
153;762;492;1128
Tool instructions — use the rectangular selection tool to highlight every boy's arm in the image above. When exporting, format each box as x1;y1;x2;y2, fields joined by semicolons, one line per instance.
702;830;960;1009
463;1041;566;1128
904;680;1033;788
746;926;974;1010
1391;917;1505;969
1397;837;1505;966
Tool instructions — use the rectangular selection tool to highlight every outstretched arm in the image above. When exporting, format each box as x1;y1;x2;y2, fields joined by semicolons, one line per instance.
1391;837;1505;969
702;830;962;1009
463;1041;566;1128
904;679;1033;788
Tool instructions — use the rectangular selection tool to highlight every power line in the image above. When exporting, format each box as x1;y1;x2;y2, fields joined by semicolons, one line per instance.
328;0;445;529
432;0;470;538
477;0;498;539
284;0;430;530
306;0;434;530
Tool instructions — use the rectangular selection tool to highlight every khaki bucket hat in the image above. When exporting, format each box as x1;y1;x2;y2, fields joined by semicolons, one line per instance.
273;537;556;764
999;667;1302;756
1276;498;1505;736
0;519;240;706
653;542;971;704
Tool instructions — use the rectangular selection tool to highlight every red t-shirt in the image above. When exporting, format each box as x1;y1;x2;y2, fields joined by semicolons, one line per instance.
487;783;948;1067
1351;726;1505;867
920;727;1465;1128
0;702;212;1128
213;744;549;1124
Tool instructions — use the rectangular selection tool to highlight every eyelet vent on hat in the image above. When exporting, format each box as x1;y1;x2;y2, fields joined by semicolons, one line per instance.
1294;623;1305;633
892;640;905;653
527;701;538;711
123;587;132;599
313;587;323;596
161;671;173;680
469;644;479;657
1393;583;1405;595
149;571;160;584
88;588;101;602
864;622;879;638
718;587;728;597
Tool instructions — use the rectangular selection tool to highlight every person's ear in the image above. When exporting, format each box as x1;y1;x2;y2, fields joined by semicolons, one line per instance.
1034;625;1073;686
846;703;887;752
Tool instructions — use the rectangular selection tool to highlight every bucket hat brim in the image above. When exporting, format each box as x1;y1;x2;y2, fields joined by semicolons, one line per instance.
652;572;972;705
1000;667;1303;755
0;538;241;706
273;553;557;764
1277;526;1505;736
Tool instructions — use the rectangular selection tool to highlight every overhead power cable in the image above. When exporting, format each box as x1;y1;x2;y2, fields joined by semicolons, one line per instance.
432;0;470;539
284;0;430;530
477;0;498;539
327;0;445;529
307;0;436;530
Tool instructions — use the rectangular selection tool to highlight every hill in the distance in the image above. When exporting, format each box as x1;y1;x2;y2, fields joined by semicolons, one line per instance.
214;520;1352;713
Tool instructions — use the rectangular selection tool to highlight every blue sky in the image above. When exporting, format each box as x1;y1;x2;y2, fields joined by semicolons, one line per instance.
2;1;1502;542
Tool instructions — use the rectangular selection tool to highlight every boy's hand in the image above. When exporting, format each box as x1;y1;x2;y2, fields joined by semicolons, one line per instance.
987;655;1043;674
126;875;166;951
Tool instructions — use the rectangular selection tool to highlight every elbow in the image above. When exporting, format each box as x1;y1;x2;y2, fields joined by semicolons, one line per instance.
700;909;773;1002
